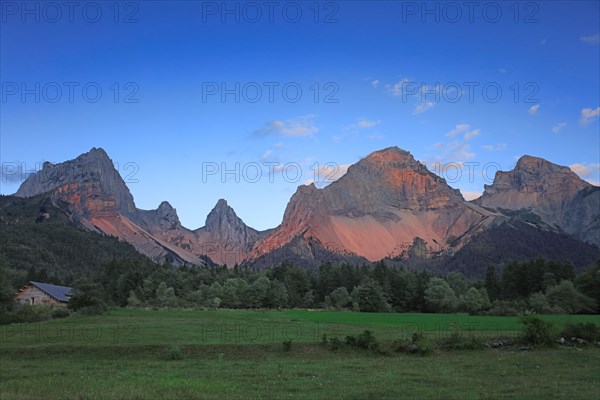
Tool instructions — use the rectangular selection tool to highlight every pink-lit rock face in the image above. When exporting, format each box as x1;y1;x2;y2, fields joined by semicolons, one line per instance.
250;147;491;262
14;146;598;267
476;155;599;245
15;148;269;266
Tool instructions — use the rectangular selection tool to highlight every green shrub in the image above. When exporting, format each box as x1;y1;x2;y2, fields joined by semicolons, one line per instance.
329;336;342;351
391;338;412;353
356;330;379;351
345;335;356;346
439;331;481;350
321;334;328;346
560;323;600;342
411;332;433;356
165;345;184;360
393;332;433;356
342;331;379;351
51;307;70;319
282;340;292;352
520;315;555;346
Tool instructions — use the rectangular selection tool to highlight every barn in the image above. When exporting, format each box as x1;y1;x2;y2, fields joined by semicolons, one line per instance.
15;281;73;305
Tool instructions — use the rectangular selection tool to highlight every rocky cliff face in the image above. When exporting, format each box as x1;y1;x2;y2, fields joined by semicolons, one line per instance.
14;146;597;269
16;148;136;218
14;147;268;266
14;149;204;265
250;147;493;263
475;155;599;245
195;199;270;265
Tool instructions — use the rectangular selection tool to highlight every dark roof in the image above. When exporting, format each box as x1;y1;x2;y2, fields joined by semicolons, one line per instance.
30;281;73;302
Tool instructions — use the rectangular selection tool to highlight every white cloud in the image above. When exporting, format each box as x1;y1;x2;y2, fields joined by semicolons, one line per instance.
433;141;475;160
387;78;412;96
414;101;434;114
371;79;380;88
580;34;600;45
499;68;508;74
579;107;600;126
464;129;480;140
345;118;381;131
357;118;381;129
569;163;600;186
552;123;567;134
528;104;540;115
253;115;319;137
274;142;284;148
310;164;351;186
261;150;272;161
461;191;482;201
482;143;507;151
446;124;479;140
446;124;470;137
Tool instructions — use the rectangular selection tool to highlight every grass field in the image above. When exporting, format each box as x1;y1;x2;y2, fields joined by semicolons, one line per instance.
1;309;599;399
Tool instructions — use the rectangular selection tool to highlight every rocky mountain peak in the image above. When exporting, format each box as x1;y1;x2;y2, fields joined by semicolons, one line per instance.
475;155;598;245
205;199;244;232
323;147;463;213
482;155;588;197
156;201;179;224
15;147;136;216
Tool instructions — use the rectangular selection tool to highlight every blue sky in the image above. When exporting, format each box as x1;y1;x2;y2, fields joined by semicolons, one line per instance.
1;0;599;230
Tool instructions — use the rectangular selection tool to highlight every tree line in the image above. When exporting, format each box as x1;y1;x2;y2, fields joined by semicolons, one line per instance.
3;256;597;320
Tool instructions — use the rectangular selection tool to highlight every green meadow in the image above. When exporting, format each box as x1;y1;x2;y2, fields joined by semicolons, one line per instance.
1;309;599;399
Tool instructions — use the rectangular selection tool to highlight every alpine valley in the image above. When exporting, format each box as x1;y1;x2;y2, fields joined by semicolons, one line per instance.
3;146;599;278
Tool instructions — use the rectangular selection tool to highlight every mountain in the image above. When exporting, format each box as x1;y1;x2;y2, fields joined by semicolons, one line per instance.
13;146;598;275
475;155;600;245
194;199;271;265
249;147;499;265
13;148;263;266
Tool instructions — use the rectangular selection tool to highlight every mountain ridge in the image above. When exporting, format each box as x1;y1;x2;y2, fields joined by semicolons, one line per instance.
13;146;599;271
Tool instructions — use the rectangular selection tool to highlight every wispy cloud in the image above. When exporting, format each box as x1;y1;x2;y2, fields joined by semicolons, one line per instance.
580;34;600;45
261;150;273;161
371;79;380;88
552;123;567;134
528;104;540;115
569;163;600;186
482;143;507;151
446;124;470;138
304;164;351;187
414;101;434;114
446;124;479;140
499;68;508;74
433;141;475;160
386;78;412;96
253;115;319;138
429;124;481;167
464;129;480;140
580;107;600;126
346;118;381;130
